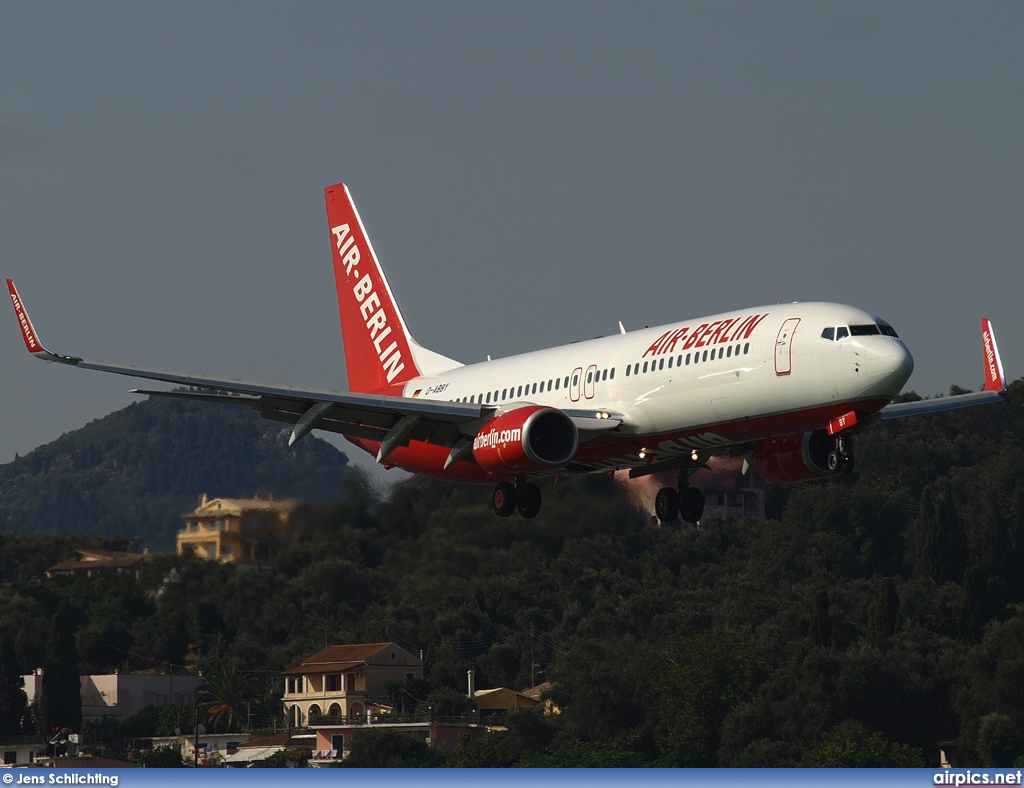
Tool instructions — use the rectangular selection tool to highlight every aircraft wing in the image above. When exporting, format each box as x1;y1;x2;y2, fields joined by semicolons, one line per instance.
879;318;1006;420
7;280;623;461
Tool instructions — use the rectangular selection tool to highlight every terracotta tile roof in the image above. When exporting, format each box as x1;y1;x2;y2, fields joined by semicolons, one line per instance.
302;643;395;664
47;549;152;574
281;661;363;676
521;681;552;700
281;642;417;676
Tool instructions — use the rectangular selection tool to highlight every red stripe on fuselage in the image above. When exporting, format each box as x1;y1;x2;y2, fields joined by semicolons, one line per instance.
347;398;891;481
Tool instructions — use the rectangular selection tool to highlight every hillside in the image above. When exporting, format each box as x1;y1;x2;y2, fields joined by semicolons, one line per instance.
0;395;355;550
1;381;1023;765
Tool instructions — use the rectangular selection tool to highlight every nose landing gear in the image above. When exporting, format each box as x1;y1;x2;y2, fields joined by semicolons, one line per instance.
826;435;856;475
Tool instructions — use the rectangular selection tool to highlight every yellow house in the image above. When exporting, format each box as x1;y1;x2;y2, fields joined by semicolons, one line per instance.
176;494;310;566
282;643;423;728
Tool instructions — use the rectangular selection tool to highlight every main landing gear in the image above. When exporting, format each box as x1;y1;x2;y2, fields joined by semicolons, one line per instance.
655;467;705;525
492;480;542;519
826;434;856;475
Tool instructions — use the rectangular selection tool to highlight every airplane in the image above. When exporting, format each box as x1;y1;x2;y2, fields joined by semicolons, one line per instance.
6;183;1007;524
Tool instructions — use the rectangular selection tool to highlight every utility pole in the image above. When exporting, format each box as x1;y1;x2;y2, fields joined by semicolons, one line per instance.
529;622;535;687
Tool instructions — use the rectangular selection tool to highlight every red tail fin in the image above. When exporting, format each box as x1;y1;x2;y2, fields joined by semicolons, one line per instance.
981;318;1005;392
326;184;421;394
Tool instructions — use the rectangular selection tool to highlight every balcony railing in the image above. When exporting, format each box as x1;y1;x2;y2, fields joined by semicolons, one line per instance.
308;711;481;728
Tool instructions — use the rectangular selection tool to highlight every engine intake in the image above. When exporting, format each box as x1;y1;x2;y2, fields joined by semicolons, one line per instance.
472;406;579;475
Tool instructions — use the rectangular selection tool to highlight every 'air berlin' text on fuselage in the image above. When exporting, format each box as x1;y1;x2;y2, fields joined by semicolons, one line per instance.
641;313;769;358
332;223;405;383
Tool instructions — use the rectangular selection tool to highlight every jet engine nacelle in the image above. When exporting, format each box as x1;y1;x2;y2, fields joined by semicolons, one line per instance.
752;429;855;484
472;406;579;475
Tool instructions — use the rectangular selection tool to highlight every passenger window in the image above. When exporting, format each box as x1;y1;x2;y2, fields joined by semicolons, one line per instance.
532;383;537;394
727;346;732;358
564;376;569;387
586;371;592;384
836;327;849;340
634;363;639;375
610;368;615;379
516;385;522;397
643;362;648;373
502;388;507;399
821;327;835;341
601;370;607;381
573;375;578;386
485;393;491;403
658;359;664;370
548;379;553;390
668;356;673;369
555;378;560;390
744;343;749;354
677;355;682;367
702;350;708;362
626;365;631;377
685;353;690;365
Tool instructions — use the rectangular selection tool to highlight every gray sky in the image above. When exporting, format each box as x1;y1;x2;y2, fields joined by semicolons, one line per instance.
2;2;1021;483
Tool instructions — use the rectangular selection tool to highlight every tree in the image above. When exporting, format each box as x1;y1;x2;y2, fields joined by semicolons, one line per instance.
977;713;1024;767
867;578;900;645
0;632;29;735
815;725;924;767
342;728;442;767
651;628;761;766
811;590;833;648
912;481;967;585
139;745;184;768
39;601;82;735
197;663;255;732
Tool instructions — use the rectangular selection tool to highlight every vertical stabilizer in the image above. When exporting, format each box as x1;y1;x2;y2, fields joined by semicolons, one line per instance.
325;184;461;394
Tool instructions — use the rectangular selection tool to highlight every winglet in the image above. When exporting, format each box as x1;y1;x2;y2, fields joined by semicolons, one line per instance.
6;279;81;365
981;318;1005;392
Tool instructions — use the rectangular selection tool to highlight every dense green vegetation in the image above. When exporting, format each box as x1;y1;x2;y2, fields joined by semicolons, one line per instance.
0;396;354;550
0;381;1022;766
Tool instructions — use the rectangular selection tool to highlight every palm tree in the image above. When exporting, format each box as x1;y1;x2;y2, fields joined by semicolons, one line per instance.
197;664;255;733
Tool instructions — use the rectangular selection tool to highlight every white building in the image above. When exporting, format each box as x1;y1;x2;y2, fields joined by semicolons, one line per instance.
22;671;203;720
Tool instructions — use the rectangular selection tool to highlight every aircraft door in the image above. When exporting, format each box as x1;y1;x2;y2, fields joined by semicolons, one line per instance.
570;367;582;402
584;364;597;399
775;318;800;375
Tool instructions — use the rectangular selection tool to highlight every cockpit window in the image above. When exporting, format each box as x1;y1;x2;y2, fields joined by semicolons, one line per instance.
821;327;835;340
878;323;899;338
850;324;881;336
836;326;849;340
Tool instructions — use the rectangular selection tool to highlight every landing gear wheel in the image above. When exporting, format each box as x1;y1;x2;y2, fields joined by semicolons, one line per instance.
517;482;542;519
492;482;517;517
840;453;856;474
827;450;842;474
655;487;680;523
680;487;705;524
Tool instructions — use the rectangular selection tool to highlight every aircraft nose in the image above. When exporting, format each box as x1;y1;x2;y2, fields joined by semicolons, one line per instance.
866;337;914;391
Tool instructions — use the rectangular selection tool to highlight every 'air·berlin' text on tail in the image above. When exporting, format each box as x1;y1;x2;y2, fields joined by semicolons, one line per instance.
325;183;461;394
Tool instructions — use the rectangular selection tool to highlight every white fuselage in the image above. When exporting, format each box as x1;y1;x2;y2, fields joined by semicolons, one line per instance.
395;302;913;473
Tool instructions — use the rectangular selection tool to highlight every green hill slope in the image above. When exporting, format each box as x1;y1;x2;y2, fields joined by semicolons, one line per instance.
0;396;354;550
